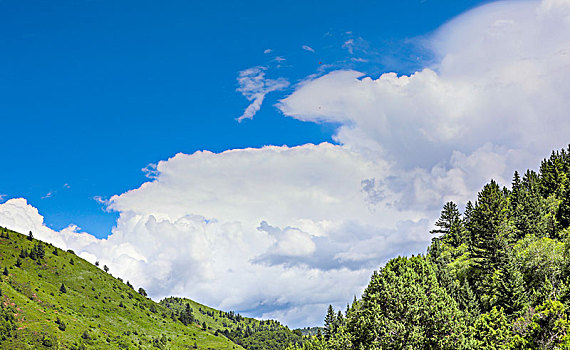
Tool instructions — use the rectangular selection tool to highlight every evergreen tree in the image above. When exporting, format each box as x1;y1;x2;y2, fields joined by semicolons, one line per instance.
27;231;33;241
179;303;194;326
29;246;37;260
510;170;548;239
335;310;345;330
468;180;513;299
430;201;464;247
323;305;336;340
2;267;8;276
491;258;527;318
36;242;45;259
60;283;67;293
456;279;480;322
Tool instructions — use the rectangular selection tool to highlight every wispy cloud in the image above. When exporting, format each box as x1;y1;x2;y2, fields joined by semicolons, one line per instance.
142;163;159;179
263;49;272;54
0;194;6;202
236;66;289;122
342;37;368;54
342;39;355;54
302;45;315;53
93;196;112;209
42;191;53;199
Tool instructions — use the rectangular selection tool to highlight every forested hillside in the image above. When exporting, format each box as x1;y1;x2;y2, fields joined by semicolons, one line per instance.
291;145;570;349
160;297;304;349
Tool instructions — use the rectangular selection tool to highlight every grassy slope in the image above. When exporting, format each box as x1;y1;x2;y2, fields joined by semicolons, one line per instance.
0;227;244;350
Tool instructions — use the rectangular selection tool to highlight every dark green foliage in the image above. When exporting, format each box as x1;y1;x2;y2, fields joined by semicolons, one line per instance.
491;258;527;318
347;255;466;349
27;230;33;241
56;317;67;331
179;303;195;326
468;180;513;302
323;305;336;341
299;145;570;350
138;287;147;297
3;267;8;276
431;201;465;247
0;304;16;340
60;283;67;293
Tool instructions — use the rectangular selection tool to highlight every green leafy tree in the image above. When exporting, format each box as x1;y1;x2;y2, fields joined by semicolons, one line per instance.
511;299;570;349
347;255;466;349
471;307;510;349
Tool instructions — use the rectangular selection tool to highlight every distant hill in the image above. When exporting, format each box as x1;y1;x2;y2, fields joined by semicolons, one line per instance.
0;227;295;349
160;297;304;350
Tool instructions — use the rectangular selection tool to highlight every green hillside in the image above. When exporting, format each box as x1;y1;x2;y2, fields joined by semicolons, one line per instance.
0;228;245;349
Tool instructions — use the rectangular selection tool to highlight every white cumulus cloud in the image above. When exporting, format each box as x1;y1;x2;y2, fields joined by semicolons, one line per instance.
0;144;432;327
279;0;570;183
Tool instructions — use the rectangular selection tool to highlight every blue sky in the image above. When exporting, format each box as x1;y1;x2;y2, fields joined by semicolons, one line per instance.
1;0;492;238
4;0;569;328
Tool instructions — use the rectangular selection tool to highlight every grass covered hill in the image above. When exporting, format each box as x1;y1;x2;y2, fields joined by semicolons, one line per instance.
0;228;246;349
